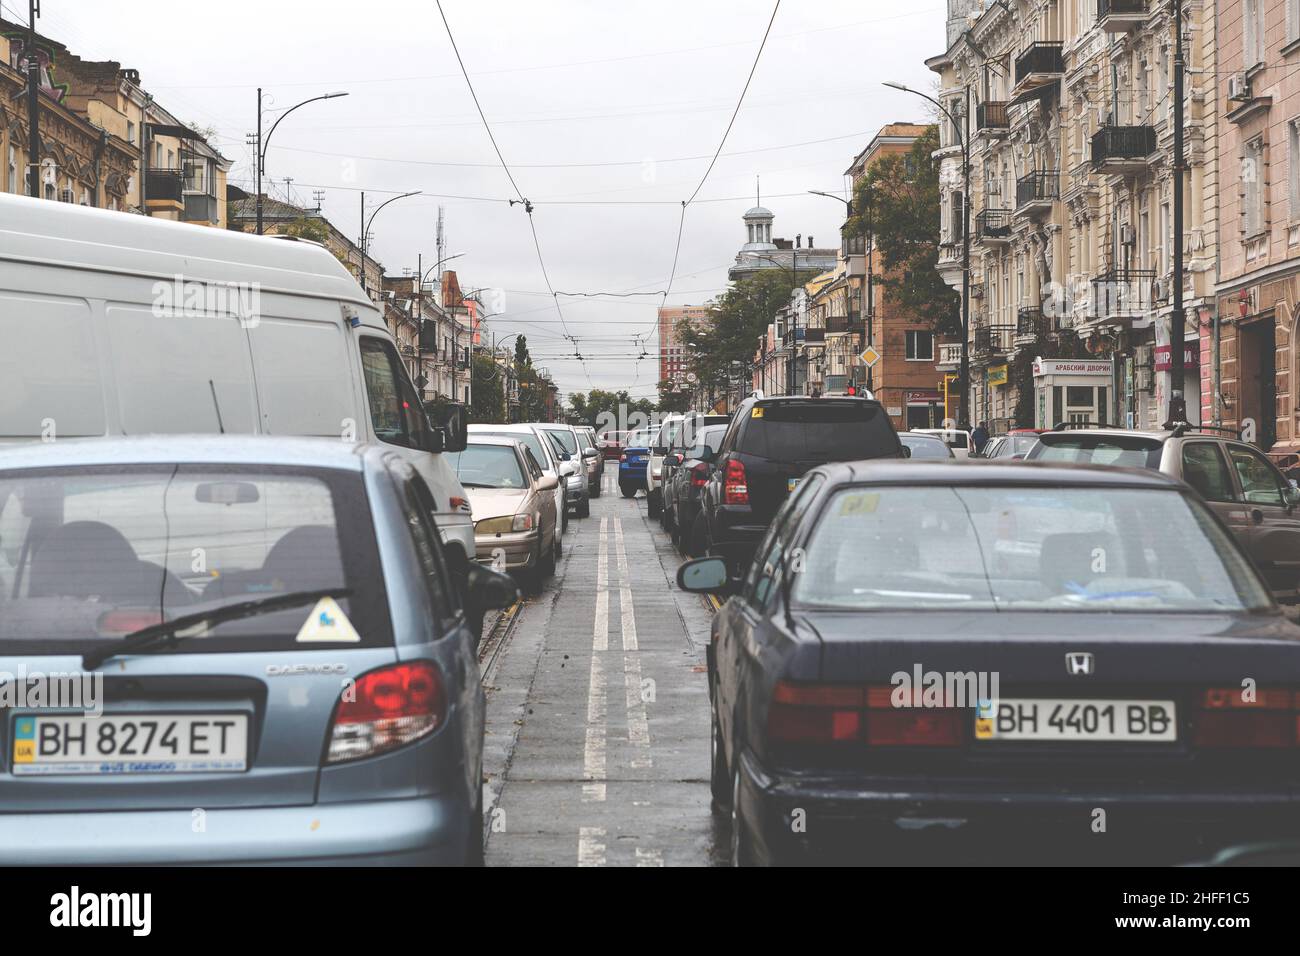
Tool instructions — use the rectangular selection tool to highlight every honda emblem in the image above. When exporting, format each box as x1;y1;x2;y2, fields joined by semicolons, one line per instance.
1066;652;1095;676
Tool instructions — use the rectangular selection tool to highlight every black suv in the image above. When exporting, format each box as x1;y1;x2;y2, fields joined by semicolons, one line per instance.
690;394;904;580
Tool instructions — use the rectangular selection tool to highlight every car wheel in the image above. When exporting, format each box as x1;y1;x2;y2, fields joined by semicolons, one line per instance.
690;511;709;558
591;477;601;499
521;545;543;595
577;496;590;518
553;535;563;562
620;483;637;499
648;493;661;519
730;765;752;867
710;698;731;814
466;787;485;867
540;535;557;577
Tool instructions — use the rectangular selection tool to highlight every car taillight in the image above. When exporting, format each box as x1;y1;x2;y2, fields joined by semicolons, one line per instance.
766;682;961;747
691;462;709;487
326;661;446;764
1193;687;1298;748
97;609;165;635
723;459;748;504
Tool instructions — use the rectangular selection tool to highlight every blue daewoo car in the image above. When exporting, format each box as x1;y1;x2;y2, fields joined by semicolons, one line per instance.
0;436;517;865
618;425;658;498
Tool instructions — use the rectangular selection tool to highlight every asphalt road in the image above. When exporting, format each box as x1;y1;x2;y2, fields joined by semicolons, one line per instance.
480;463;727;866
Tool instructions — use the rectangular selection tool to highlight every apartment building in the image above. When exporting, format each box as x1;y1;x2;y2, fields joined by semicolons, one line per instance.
0;18;229;223
658;304;712;387
1214;0;1300;463
929;0;1217;431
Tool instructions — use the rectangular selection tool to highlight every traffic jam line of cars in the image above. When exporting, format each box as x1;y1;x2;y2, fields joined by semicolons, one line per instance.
645;395;1300;865
0;193;609;866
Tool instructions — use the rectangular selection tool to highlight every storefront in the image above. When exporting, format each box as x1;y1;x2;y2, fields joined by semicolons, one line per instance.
1031;357;1114;428
903;389;944;429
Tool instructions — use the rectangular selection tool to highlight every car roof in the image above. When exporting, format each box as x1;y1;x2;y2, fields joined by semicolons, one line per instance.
1040;428;1170;442
0;435;371;472
0;192;373;311
810;458;1186;488
465;434;524;448
469;423;545;434
901;432;946;443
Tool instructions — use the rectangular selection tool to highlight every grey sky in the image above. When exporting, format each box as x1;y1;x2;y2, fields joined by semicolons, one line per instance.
48;0;942;401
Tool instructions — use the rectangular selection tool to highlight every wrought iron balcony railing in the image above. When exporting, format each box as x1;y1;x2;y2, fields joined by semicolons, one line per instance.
1014;42;1064;85
977;101;1009;131
1091;125;1157;168
1015;170;1059;209
975;208;1013;241
1091;268;1156;317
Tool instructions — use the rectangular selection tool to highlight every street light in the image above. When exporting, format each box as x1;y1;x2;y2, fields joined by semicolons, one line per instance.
255;90;348;235
808;188;873;393
362;190;422;260
884;79;970;428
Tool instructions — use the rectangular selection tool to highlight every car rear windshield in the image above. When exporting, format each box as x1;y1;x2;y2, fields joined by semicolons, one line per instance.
543;428;578;455
739;402;898;462
902;437;951;459
448;444;527;489
792;485;1270;613
625;428;657;449
1032;434;1163;468
0;465;391;653
476;430;549;468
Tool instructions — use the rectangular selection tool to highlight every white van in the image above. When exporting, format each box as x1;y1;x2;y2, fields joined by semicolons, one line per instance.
0;192;476;592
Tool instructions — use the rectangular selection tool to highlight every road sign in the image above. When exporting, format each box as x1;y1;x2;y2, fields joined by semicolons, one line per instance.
859;345;881;368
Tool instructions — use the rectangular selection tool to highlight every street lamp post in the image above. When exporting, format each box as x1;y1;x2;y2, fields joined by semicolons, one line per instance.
884;80;970;428
255;90;347;235
808;189;874;393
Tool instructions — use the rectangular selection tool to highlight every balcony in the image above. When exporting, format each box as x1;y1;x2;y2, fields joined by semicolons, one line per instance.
1016;307;1048;341
974;208;1013;243
1013;42;1064;97
1097;0;1146;32
144;168;184;211
1090;125;1157;173
937;342;963;370
976;101;1009;135
1090;268;1155;320
182;192;219;224
1015;171;1058;215
825;314;855;334
973;324;1016;360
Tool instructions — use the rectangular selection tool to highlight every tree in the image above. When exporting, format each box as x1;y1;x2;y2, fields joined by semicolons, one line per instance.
470;355;505;423
681;270;813;402
566;389;653;432
657;380;691;413
849;125;960;338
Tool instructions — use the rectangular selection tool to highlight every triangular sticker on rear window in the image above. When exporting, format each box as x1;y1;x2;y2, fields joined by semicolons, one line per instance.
295;597;361;643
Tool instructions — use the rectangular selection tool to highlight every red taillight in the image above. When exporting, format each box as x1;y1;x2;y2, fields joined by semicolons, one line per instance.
691;462;709;488
97;609;165;635
326;661;446;764
1194;687;1298;748
449;495;471;511
723;459;748;504
766;681;960;747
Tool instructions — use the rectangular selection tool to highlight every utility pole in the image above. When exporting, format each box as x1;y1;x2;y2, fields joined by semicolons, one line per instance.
1165;0;1189;426
25;0;41;198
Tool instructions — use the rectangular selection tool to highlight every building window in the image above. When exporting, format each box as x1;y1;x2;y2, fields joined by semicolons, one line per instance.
5;145;14;194
127;120;136;145
906;330;934;361
1244;0;1265;68
1290;0;1300;44
1291;119;1300;220
1244;138;1265;237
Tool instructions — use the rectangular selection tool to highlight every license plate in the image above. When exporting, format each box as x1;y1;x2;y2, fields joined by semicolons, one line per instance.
787;478;801;492
974;698;1176;742
12;713;249;775
630;456;644;463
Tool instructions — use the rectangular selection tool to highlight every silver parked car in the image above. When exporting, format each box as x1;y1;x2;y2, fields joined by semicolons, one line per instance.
0;436;517;865
448;436;559;593
469;422;571;539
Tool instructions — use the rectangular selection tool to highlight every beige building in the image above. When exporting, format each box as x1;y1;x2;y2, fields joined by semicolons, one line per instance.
1213;0;1300;466
0;17;229;224
929;0;1218;432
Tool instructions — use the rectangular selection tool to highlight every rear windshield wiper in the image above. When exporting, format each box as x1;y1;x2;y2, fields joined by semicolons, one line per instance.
82;587;352;670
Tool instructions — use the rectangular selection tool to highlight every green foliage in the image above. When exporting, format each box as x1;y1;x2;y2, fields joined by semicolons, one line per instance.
282;215;331;245
470;355;505;423
657;380;692;413
849;125;960;338
567;389;655;431
681;270;812;400
512;336;551;421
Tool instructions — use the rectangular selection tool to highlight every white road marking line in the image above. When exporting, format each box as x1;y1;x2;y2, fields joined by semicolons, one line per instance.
583;516;609;802
635;847;664;867
613;519;653;768
578;826;607;867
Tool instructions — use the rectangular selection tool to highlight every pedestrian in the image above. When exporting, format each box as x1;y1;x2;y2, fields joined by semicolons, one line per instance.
971;420;990;455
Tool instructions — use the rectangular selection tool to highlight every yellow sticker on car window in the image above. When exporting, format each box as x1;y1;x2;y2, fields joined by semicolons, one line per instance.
295;596;361;643
751;406;764;418
838;492;880;516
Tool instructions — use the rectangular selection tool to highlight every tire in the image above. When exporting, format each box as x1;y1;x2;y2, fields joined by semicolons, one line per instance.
520;543;543;595
689;510;710;558
730;766;752;867
540;533;557;577
466;787;485;867
553;534;563;562
648;492;661;519
710;698;731;814
620;483;637;499
576;496;590;518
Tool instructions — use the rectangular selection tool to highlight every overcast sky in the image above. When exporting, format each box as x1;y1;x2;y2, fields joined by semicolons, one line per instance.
48;0;942;401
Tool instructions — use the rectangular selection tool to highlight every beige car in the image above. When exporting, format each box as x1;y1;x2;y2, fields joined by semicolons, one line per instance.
448;436;559;593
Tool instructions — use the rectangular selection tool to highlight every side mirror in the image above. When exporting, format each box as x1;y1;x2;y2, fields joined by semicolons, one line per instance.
670;453;684;465
676;557;729;593
1282;604;1300;625
1287;479;1300;507
434;403;468;453
582;447;600;460
538;474;559;491
467;562;520;611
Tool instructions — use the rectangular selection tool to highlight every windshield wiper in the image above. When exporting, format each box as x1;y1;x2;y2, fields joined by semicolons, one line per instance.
82;587;352;670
